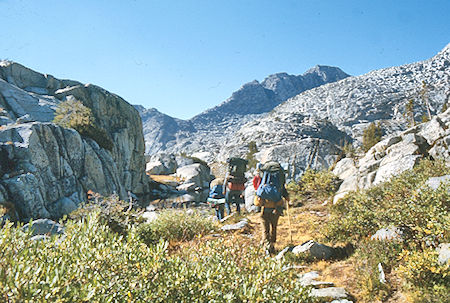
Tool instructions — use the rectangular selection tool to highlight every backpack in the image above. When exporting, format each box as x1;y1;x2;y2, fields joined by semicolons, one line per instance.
209;184;225;199
227;157;248;178
256;162;284;202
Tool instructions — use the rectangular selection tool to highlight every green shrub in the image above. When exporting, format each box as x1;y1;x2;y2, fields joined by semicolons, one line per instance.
70;193;143;236
326;159;450;244
397;248;450;302
0;213;315;302
353;240;404;302
53;99;113;151
0;212;166;302
136;209;217;245
287;169;340;202
164;237;316;302
325;159;450;301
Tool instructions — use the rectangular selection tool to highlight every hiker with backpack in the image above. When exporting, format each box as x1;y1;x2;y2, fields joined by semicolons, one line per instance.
254;161;289;254
208;178;226;220
223;157;248;215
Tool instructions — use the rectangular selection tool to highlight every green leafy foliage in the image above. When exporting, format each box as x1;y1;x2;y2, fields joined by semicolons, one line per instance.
362;122;383;152
0;212;315;302
53;99;113;151
136;209;217;245
325;159;450;301
287;169;341;203
340;140;357;159
326;159;450;244
354;241;403;301
70;193;144;236
397;248;450;302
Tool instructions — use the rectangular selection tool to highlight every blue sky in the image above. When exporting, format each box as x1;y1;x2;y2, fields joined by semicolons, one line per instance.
1;0;449;119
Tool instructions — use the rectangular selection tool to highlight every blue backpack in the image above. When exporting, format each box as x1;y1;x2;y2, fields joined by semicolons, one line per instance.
209;184;225;199
256;170;282;202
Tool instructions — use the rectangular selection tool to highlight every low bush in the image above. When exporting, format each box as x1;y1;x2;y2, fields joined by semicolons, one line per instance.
397;248;449;302
137;209;217;245
163;237;316;302
325;159;450;301
353;240;404;302
287;169;340;203
0;212;316;302
326;159;450;245
70;192;143;236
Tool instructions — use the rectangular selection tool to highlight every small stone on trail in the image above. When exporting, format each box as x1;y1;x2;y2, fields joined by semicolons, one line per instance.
310;287;349;299
221;218;249;231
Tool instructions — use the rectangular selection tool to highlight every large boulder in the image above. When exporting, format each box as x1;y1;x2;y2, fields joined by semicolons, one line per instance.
176;163;213;191
22;218;64;237
146;153;177;175
244;184;259;213
0;61;150;220
333;109;450;203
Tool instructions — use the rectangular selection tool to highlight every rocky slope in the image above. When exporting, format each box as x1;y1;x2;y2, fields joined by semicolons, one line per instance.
220;44;450;178
333;108;450;203
139;65;350;156
0;61;150;220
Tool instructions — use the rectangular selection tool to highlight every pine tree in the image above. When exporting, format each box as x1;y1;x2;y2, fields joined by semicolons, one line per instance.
362;122;383;152
405;99;415;127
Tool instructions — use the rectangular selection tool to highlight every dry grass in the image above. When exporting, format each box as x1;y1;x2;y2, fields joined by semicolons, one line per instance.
244;198;365;302
148;174;181;184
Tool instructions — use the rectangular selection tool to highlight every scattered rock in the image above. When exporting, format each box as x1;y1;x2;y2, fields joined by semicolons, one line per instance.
298;271;334;287
425;175;450;192
378;263;386;284
22;219;64;237
146;204;157;212
221;218;249;231
310;287;349;299
437;243;450;265
30;234;50;241
142;211;158;223
371;226;403;241
292;240;340;260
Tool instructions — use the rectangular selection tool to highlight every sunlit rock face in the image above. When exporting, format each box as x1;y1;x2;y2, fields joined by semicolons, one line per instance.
0;61;150;220
333;108;450;203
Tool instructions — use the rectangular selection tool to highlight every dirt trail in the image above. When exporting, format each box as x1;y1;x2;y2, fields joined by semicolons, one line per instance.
240;201;361;301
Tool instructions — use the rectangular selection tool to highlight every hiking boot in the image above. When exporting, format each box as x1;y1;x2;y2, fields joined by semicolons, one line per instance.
268;243;275;254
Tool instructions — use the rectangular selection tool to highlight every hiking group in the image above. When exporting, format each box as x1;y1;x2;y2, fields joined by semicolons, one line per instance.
208;157;289;253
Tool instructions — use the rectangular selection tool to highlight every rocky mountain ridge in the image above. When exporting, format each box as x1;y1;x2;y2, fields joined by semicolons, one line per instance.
219;44;450;179
139;65;350;155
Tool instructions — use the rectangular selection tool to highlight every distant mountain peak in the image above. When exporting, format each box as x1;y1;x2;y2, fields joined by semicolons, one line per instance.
139;65;350;154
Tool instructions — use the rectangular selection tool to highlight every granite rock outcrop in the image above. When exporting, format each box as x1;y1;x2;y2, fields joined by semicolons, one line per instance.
0;61;150;220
